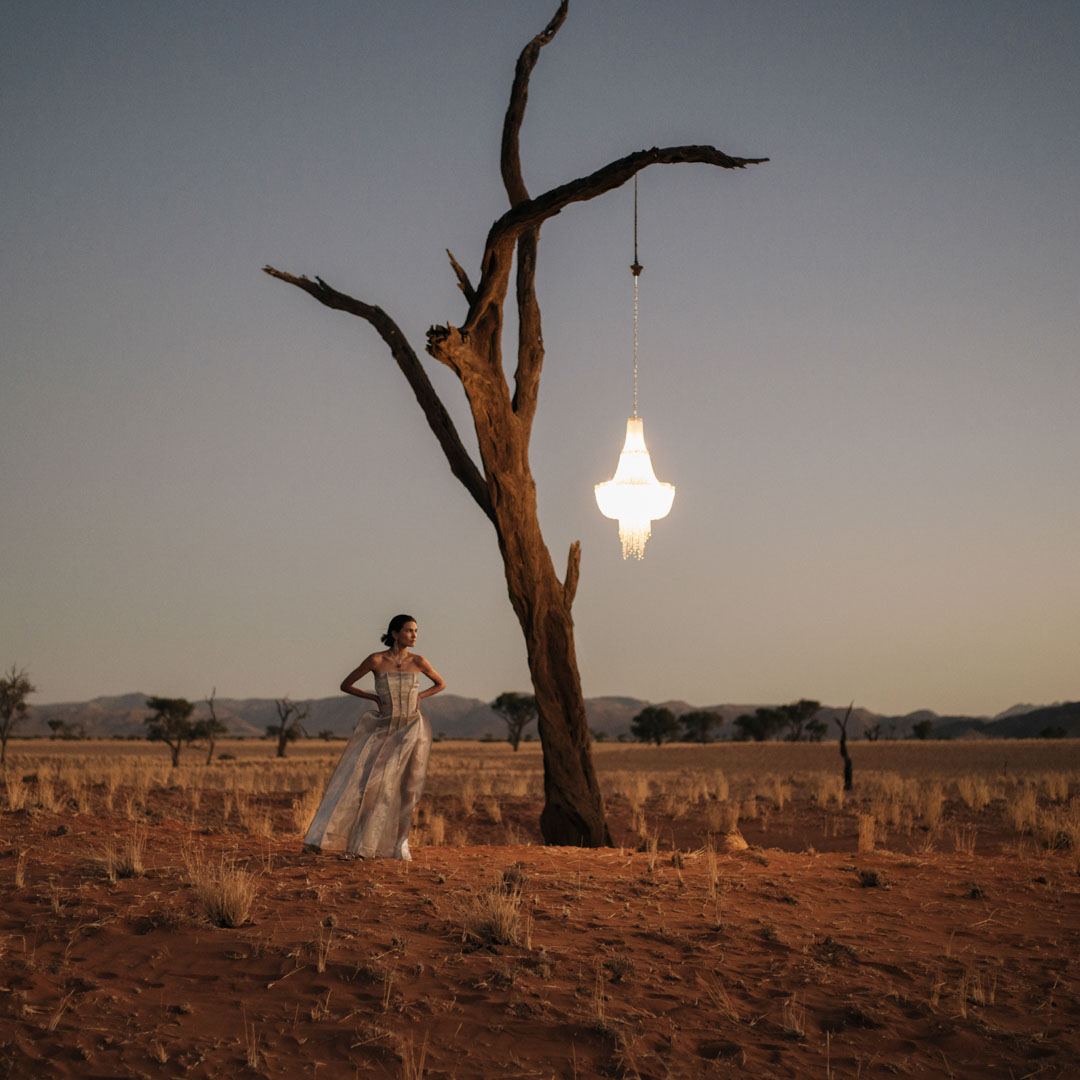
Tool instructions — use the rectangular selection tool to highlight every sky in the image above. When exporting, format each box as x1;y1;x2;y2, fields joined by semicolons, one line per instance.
2;1;1077;718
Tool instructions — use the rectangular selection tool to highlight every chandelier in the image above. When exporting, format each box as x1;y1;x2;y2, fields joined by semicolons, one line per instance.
594;177;675;559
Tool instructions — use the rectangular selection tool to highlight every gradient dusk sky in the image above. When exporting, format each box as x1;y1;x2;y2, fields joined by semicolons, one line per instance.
3;1;1077;717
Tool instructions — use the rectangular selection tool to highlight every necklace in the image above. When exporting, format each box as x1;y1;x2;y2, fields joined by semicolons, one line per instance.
387;649;408;667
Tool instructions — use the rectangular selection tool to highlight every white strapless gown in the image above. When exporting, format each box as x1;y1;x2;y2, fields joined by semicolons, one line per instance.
304;671;432;858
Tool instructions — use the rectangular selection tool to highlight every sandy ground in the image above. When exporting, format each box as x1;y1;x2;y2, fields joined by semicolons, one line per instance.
2;778;1079;1079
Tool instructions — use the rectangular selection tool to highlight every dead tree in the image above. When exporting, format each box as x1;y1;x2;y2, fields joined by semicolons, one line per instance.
836;702;855;792
264;2;767;846
268;698;309;759
195;688;228;765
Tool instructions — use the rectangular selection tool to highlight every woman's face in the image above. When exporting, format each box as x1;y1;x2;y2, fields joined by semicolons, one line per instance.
394;621;418;649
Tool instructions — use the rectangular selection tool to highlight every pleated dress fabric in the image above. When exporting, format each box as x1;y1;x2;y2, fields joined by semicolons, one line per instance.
303;670;431;858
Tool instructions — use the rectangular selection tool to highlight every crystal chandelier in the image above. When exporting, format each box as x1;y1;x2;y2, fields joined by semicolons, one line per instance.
594;178;675;559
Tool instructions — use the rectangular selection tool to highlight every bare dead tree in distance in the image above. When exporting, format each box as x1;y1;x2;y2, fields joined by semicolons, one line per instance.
264;2;767;846
269;697;309;759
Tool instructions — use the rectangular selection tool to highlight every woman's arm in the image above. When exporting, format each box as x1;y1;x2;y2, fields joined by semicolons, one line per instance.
340;654;380;703
413;655;446;700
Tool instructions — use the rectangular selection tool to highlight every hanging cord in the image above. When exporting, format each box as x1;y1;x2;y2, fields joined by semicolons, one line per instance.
630;175;643;418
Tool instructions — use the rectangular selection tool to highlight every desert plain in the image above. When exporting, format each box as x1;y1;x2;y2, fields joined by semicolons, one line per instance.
2;737;1079;1079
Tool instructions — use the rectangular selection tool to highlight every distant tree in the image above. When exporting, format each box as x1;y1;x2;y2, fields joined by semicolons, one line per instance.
835;702;854;791
1040;725;1067;739
268;697;309;758
1;665;37;764
912;719;933;741
47;717;83;740
144;696;197;767
631;706;680;746
593;730;609;742
193;687;228;765
863;723;882;742
491;691;538;752
679;710;723;743
780;699;822;742
318;729;335;741
734;707;784;742
806;717;828;742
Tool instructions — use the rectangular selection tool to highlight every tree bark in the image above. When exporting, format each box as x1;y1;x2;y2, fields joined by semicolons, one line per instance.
263;2;765;846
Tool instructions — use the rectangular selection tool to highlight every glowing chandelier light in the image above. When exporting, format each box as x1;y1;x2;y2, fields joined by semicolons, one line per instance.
594;177;675;559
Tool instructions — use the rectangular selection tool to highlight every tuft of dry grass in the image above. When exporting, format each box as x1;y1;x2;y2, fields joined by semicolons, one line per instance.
100;830;147;882
243;1008;261;1068
857;813;877;853
781;996;806;1038
952;824;978;856
3;773;29;812
399;1033;429;1080
36;777;63;814
918;782;945;831
456;880;525;947
189;854;258;928
1008;785;1039;833
706;801;740;835
955;775;991;812
14;849;28;889
291;788;322;835
699;972;740;1023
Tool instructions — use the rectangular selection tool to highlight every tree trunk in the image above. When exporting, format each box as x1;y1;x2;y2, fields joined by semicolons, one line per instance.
837;703;854;791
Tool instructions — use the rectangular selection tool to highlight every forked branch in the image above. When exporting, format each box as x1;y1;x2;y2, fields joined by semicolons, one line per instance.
468;143;769;341
261;266;495;524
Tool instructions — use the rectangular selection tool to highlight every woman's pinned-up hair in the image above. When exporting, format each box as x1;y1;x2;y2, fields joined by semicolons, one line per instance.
380;613;416;648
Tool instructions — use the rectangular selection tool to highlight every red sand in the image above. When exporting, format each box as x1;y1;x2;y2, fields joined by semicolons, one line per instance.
2;800;1079;1079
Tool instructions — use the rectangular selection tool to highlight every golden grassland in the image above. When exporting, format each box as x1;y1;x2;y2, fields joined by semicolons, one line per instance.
2;738;1079;1078
5;737;1080;855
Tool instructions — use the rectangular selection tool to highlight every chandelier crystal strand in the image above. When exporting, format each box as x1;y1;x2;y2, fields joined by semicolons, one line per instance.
594;174;675;559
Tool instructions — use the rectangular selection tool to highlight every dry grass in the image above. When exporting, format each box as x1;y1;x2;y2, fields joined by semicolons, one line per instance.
952;824;978;856
1009;785;1039;833
291;788;322;834
781;996;806;1038
187;853;258;928
699;972;740;1023
456;879;526;947
100;829;146;881
399;1033;429;1080
857;813;877;853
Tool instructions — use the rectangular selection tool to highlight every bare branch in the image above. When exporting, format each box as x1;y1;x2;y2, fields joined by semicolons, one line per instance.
499;4;567;429
501;1;568;207
468;144;768;337
262;266;495;525
563;540;580;609
445;249;476;304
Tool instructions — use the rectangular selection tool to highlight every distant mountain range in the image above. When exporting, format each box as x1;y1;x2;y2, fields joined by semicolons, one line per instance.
20;694;1079;741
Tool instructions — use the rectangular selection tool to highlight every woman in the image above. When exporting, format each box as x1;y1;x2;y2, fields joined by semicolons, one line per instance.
303;614;445;860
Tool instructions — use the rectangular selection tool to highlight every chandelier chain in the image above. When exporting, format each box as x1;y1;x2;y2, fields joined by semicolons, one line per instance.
631;175;642;418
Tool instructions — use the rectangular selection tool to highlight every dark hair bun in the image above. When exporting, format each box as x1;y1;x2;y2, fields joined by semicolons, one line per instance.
380;632;394;647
